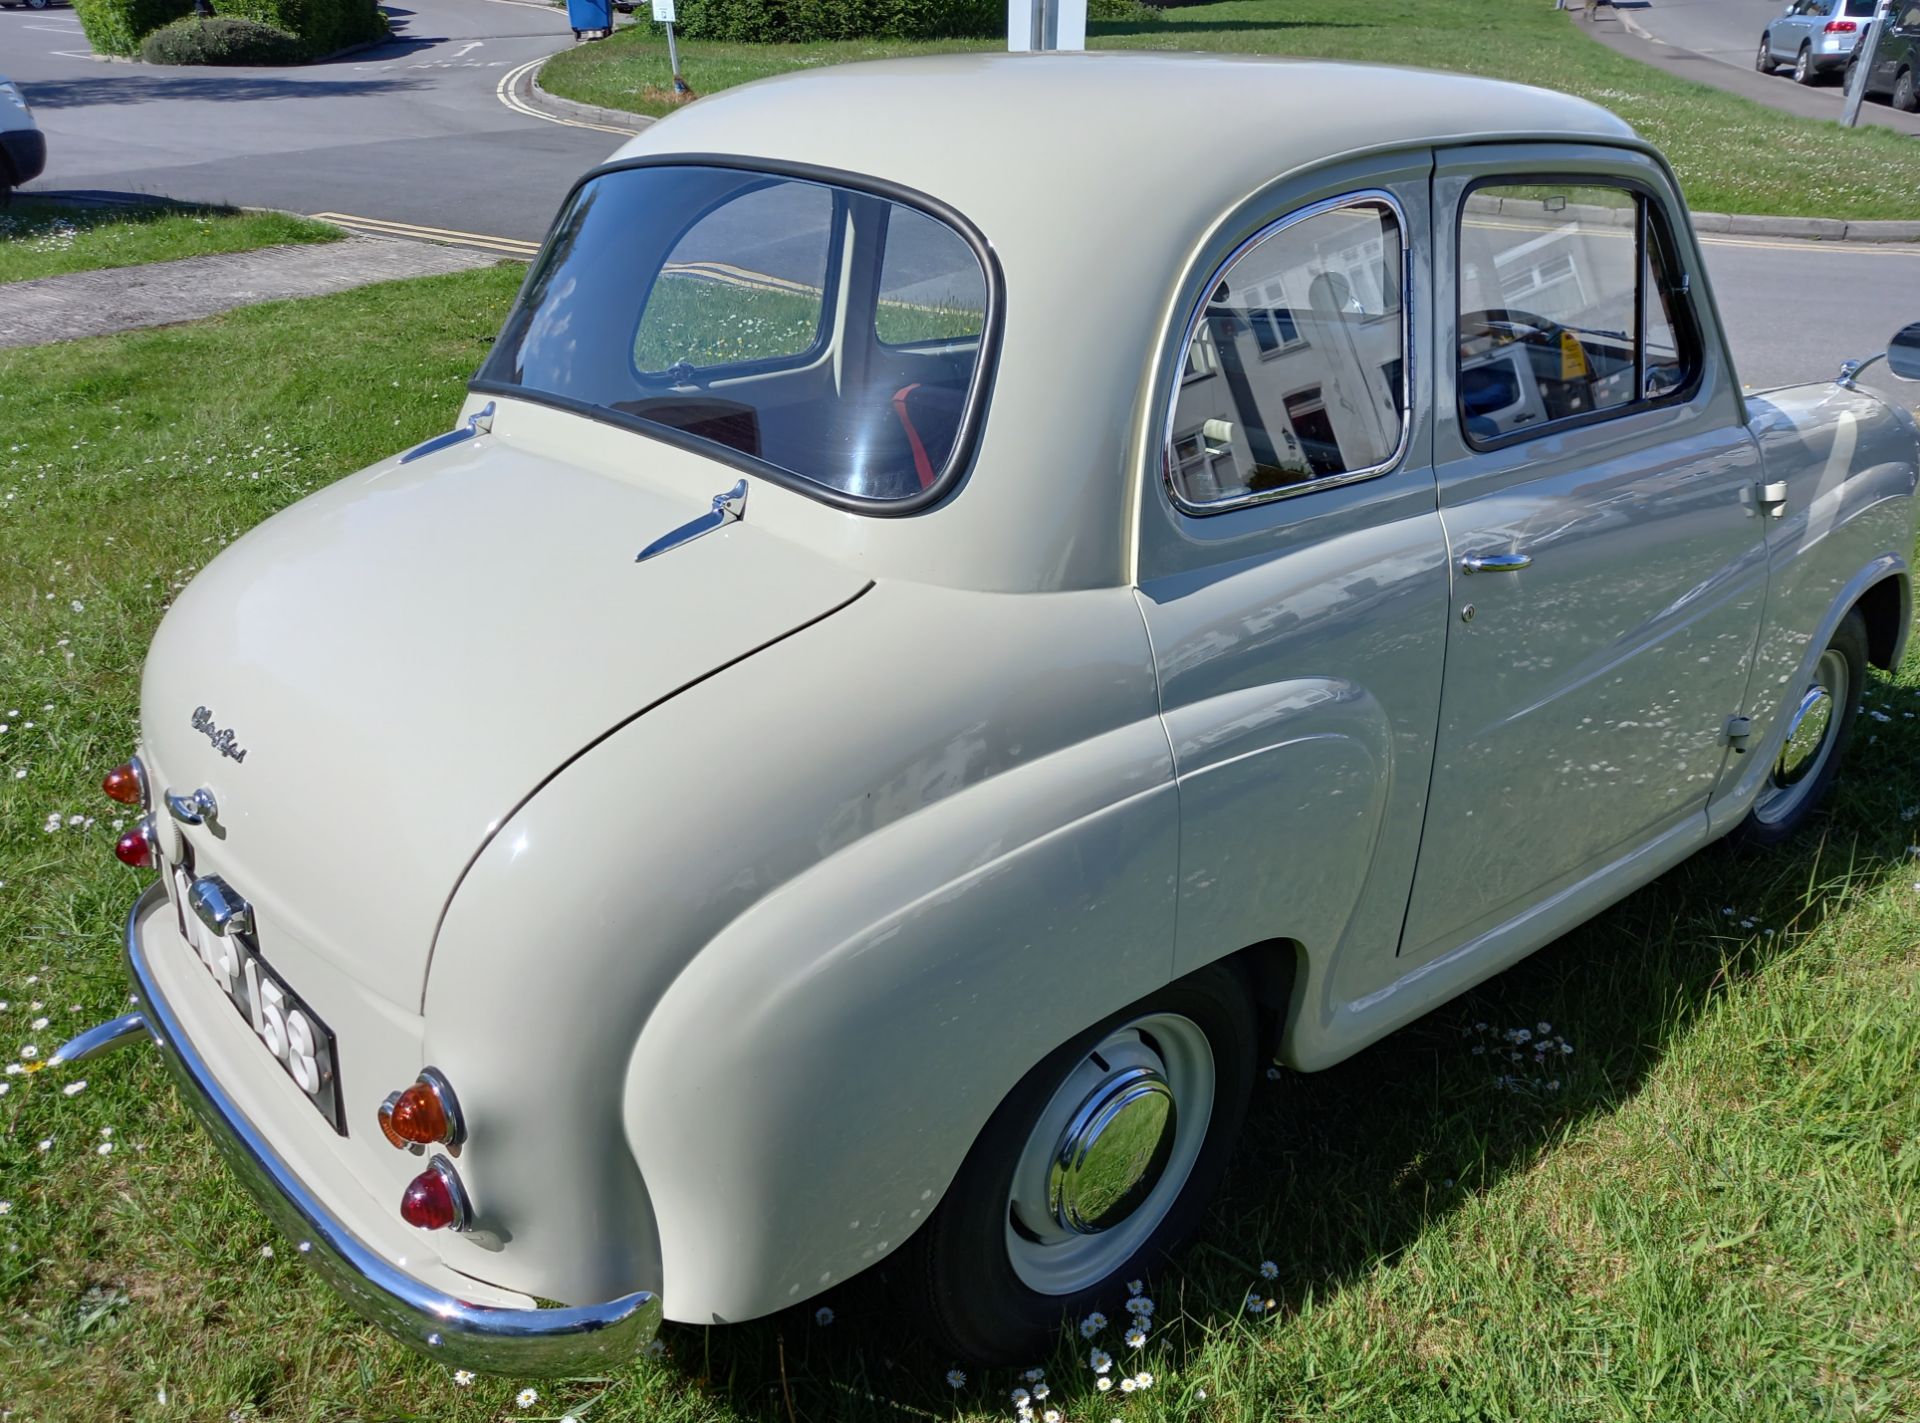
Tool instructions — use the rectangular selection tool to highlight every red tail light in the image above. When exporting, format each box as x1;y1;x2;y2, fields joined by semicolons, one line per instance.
1824;19;1857;30
102;760;145;806
376;1069;462;1149
114;819;155;868
399;1158;470;1231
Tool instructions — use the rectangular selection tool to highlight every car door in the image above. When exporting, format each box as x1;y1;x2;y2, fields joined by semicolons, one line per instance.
1396;144;1768;965
1881;2;1920;87
1133;153;1450;989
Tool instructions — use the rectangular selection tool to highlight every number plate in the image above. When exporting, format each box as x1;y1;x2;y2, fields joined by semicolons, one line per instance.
169;865;347;1135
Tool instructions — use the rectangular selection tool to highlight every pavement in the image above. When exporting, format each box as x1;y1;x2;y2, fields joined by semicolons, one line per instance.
0;233;499;349
1583;0;1920;134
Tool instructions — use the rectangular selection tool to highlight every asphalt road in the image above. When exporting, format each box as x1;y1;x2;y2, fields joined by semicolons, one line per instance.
3;0;1919;395
3;0;622;244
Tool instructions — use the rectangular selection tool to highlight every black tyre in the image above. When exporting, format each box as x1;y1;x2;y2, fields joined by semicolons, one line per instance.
1794;43;1816;84
1734;609;1867;848
902;961;1257;1364
1757;34;1776;73
1896;67;1918;112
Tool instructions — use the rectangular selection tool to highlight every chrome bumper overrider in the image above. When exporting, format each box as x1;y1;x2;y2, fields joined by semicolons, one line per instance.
61;882;662;1375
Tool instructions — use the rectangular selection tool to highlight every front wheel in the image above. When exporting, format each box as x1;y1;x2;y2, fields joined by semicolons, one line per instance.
902;962;1256;1363
1735;610;1867;847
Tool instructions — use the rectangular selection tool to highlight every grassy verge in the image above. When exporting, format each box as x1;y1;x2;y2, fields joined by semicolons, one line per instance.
2;272;1919;1422
0;199;338;287
540;0;1920;220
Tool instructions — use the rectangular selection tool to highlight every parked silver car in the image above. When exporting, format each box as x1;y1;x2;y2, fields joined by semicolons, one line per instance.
0;76;45;202
1758;0;1878;81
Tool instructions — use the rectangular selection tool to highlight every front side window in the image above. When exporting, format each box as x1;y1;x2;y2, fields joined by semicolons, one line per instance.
479;165;993;506
1457;182;1699;444
1165;196;1406;510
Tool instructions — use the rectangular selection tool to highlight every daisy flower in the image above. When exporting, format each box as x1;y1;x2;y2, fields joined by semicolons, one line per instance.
1124;1324;1147;1349
1031;1383;1049;1401
1127;1278;1144;1296
1043;1412;1061;1423
1134;1371;1154;1389
1096;1377;1113;1393
1119;1378;1137;1394
1079;1310;1107;1338
814;1306;834;1326
515;1387;538;1409
63;1080;86;1096
1012;1389;1030;1407
1023;1369;1046;1383
1260;1259;1279;1279
452;1370;474;1386
945;1368;967;1389
0;1201;11;1215
1091;1348;1112;1372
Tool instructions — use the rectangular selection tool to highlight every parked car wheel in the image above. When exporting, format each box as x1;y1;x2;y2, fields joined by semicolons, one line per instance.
1793;43;1816;84
902;961;1257;1363
1756;35;1777;73
1896;67;1919;112
1735;611;1867;847
24;0;51;9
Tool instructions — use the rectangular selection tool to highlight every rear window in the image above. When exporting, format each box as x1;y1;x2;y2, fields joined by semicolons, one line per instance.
1844;0;1876;15
479;164;993;507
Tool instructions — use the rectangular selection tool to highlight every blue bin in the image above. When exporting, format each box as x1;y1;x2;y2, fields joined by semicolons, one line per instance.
567;0;612;37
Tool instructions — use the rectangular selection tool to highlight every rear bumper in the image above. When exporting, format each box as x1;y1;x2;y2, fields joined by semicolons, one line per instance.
94;881;662;1375
0;128;46;186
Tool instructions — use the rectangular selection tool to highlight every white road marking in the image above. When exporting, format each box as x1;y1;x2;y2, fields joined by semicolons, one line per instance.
495;54;638;134
454;40;484;56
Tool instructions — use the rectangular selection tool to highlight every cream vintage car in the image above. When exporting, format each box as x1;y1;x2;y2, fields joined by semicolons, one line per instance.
55;53;1920;1372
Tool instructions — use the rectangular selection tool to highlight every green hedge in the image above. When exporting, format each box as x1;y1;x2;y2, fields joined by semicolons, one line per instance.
73;0;194;57
210;0;388;56
141;14;303;62
671;0;999;42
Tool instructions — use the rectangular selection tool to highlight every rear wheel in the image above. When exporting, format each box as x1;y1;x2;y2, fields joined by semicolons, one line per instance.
1757;34;1776;73
903;962;1256;1363
1735;611;1867;847
1896;67;1919;111
1794;43;1816;84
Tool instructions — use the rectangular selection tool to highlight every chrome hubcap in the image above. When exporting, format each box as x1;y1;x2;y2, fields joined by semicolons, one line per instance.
1005;1013;1213;1295
1048;1067;1177;1235
1756;647;1847;825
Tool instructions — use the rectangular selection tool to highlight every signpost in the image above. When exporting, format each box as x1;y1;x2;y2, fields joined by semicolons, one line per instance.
654;0;691;95
1841;0;1888;126
1008;0;1087;51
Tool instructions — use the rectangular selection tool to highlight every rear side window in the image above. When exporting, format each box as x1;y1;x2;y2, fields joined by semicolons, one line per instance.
1843;0;1876;15
479;165;995;508
1165;195;1408;511
1456;182;1699;445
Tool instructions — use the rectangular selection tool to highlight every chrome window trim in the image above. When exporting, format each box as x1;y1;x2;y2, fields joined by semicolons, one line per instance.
1161;189;1414;518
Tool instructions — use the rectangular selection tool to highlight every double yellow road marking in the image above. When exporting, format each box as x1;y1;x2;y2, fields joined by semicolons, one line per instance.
309;212;541;257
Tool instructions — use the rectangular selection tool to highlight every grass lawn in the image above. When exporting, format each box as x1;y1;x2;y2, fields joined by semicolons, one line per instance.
3;270;1920;1422
540;0;1920;221
0;199;338;287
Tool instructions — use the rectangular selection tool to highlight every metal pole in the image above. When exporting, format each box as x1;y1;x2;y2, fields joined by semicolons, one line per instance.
1842;1;1887;126
665;19;689;94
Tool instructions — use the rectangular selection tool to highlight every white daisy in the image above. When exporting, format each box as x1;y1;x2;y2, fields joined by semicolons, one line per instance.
0;1201;11;1214
1119;1378;1137;1394
97;1141;113;1156
1023;1368;1046;1383
515;1387;538;1409
452;1370;474;1387
1096;1377;1113;1393
1090;1349;1112;1373
1012;1388;1030;1407
945;1369;967;1389
63;1079;86;1095
1124;1324;1147;1349
1260;1259;1279;1279
1126;1278;1144;1296
19;1045;38;1060
1043;1412;1060;1423
1134;1371;1153;1389
30;1018;47;1032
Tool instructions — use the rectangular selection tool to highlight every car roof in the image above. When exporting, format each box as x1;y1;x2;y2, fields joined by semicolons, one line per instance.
613;51;1637;241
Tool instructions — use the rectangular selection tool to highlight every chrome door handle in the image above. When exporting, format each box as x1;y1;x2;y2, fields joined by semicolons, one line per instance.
1460;553;1532;574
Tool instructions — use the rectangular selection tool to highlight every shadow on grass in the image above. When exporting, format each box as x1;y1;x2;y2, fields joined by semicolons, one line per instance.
636;672;1918;1420
1089;15;1370;36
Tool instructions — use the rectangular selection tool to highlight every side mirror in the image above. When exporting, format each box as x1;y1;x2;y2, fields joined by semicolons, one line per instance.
1889;323;1920;382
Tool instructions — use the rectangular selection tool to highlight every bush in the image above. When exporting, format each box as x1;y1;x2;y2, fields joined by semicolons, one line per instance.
672;0;999;43
140;13;303;63
1088;0;1161;19
211;0;388;56
73;0;194;56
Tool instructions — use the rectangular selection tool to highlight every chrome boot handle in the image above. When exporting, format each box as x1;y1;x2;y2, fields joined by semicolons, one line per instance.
1461;553;1532;574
